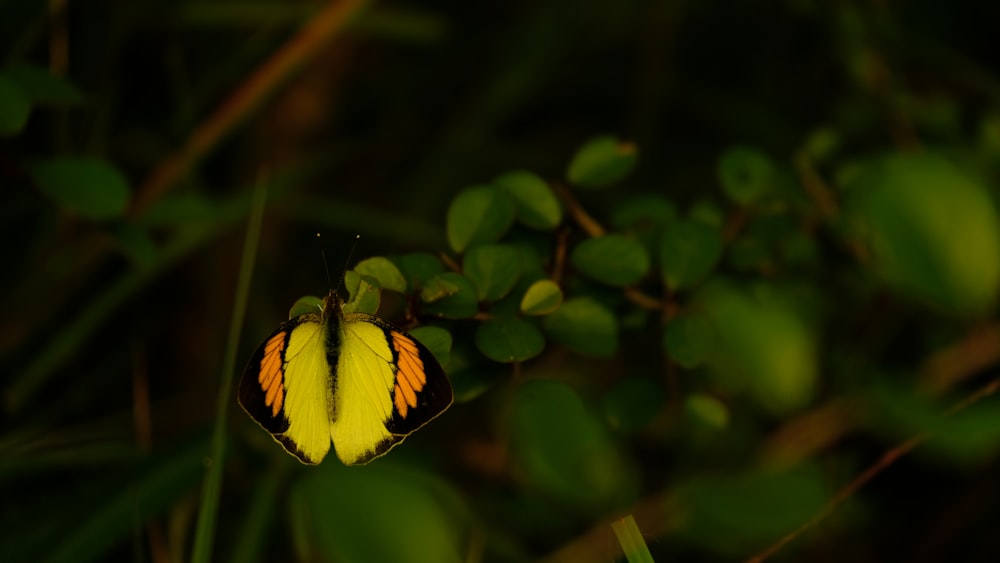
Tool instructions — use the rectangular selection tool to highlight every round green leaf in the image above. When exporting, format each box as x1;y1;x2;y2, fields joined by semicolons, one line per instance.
446;185;516;253
663;312;714;369
697;283;818;414
659;219;724;290
291;464;466;563
685;393;730;430
28;157;130;220
843;153;1000;316
288;295;323;319
462;244;522;301
610;193;677;232
391;252;445;292
520;279;563;316
0;76;30;136
570;234;650;286
420;272;479;319
509;379;633;511
542;297;618;357
602;377;664;432
494;170;563;230
353;256;407;293
717;146;775;205
343;272;380;314
567;135;638;190
475;317;544;363
409;326;453;367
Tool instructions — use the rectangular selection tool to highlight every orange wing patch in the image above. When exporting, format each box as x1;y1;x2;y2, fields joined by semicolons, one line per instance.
391;332;428;419
258;332;287;417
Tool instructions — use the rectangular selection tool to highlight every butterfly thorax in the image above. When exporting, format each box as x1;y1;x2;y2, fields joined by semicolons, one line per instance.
320;290;344;367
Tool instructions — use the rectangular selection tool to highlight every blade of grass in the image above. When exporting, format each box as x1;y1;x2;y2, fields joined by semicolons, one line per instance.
190;177;268;563
611;515;655;563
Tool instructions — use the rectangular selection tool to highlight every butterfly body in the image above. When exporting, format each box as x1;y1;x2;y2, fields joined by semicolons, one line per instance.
238;291;452;465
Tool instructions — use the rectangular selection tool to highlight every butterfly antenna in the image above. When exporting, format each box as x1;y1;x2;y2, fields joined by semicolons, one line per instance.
336;234;361;294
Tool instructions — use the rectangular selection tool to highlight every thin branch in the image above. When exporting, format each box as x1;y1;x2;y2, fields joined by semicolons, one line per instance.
130;0;370;217
744;375;1000;563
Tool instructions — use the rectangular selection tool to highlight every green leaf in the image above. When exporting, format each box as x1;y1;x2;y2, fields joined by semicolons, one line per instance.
602;377;664;432
520;279;563;316
570;234;650;286
610;193;677;233
611;515;655;563
28;157;131;220
697;283;818;414
3;62;85;106
462;244;522;301
420;272;479;319
685;393;730;429
391;252;445;292
717;146;775;205
509;379;633;511
288;295;323;319
567;135;638;189
659;219;724;290
542;297;618;357
0;76;30;136
343;272;380;314
843;153;1000;316
409;326;452;367
291;463;466;563
677;466;827;554
111;222;158;270
445;347;504;402
141;192;216;226
446;185;516;253
688;200;725;227
475;317;544;363
663;312;714;369
353;256;407;293
494;170;563;230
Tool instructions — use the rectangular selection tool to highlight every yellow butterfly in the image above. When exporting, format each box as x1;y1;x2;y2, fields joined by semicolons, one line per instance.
238;289;452;465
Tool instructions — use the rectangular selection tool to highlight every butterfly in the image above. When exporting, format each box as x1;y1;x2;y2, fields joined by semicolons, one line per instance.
238;289;453;465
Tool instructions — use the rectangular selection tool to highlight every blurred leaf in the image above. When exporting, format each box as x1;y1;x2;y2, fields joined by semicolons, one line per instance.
610;193;677;233
567;135;637;189
111;222;158;270
289;296;323;319
141;192;216;226
463;244;522;301
475;317;544;363
660;219;724;290
291;463;467;563
410;326;453;368
353;256;407;293
0;76;30;136
688;200;725;227
510;379;633;511
717;146;775;205
494;170;563;230
697;283;818;414
420;272;479;319
446;185;516;252
843;153;1000;316
445;346;503;403
677;465;828;554
391;252;445;292
611;515;655;563
685;394;730;430
570;234;650;286
602;377;664;432
3;62;85;106
28;157;130;220
520;279;563;316
663;312;714;369
542;297;618;357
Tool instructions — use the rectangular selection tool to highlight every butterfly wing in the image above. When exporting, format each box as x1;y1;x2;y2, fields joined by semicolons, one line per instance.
238;315;335;465
330;313;453;465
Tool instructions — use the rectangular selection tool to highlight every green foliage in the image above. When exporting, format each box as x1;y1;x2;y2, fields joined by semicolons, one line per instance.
567;135;638;189
446;185;515;252
717;146;777;205
660;218;724;290
27;157;131;220
520;279;563;315
494;170;563;230
570;234;650;286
